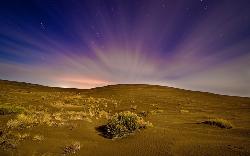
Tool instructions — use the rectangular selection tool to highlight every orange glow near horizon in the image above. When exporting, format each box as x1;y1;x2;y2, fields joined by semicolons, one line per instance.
56;76;110;88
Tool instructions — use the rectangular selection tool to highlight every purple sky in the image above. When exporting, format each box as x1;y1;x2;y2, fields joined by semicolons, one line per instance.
0;0;250;96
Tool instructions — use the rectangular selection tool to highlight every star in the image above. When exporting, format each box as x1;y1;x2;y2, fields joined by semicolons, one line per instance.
40;21;46;30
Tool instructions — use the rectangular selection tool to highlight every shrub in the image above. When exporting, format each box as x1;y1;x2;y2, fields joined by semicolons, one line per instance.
101;111;152;139
202;118;233;129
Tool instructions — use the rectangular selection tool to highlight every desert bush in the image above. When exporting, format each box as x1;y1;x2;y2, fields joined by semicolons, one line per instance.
63;141;80;155
101;111;152;138
202;118;233;129
0;104;25;115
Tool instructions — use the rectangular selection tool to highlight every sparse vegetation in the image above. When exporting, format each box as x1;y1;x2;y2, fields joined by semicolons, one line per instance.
6;112;54;129
7;113;38;129
53;111;88;121
100;111;152;139
63;141;80;155
6;109;106;130
202;118;233;129
0;104;25;115
149;104;164;114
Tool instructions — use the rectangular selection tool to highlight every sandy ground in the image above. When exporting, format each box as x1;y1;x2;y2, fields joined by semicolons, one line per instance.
0;80;250;156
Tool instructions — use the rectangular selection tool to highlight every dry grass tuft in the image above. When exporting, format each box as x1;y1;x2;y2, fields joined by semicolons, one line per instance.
33;135;44;141
150;109;164;115
180;109;189;113
15;133;30;140
63;141;80;155
130;105;137;111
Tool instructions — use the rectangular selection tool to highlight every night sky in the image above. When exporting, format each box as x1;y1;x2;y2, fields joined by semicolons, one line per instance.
0;0;250;96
